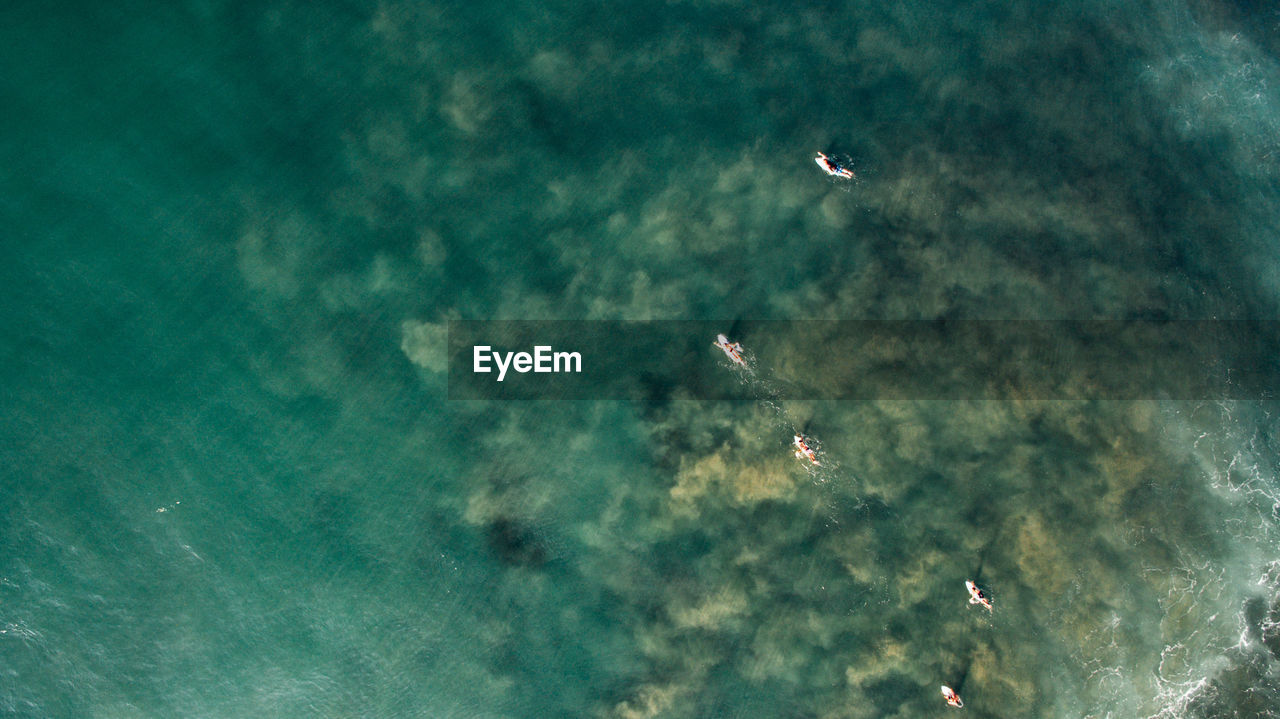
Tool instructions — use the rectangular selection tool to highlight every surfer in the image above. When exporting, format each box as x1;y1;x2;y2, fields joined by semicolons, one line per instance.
941;685;964;708
815;152;855;179
793;435;820;466
966;580;992;612
713;334;748;369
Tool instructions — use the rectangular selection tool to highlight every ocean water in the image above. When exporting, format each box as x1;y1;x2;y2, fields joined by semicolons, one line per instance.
3;0;1280;717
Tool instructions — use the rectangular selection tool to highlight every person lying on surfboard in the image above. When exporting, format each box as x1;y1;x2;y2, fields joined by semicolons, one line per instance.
941;685;964;708
814;152;855;179
793;435;820;466
966;580;992;612
713;334;748;368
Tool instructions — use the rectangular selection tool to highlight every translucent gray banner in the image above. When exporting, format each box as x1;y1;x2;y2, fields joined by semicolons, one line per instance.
446;320;1279;400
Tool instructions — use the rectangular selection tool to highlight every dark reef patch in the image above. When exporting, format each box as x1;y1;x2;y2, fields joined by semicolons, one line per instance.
486;516;550;568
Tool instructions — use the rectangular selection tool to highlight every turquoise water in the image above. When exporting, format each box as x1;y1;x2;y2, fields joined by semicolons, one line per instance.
3;0;1280;716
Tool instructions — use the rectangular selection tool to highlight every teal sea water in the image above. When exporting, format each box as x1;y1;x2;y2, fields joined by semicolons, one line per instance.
4;0;1280;716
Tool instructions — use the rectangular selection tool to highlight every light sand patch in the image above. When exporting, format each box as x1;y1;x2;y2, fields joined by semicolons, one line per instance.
1095;434;1156;518
966;639;1037;713
820;190;852;229
895;549;947;607
669;445;798;515
1016;513;1071;595
442;71;491;135
320;253;408;312
236;212;321;299
612;682;684;719
415;228;447;269
844;637;910;686
892;421;929;463
527;49;583;101
337;114;437;207
744;618;808;682
400;319;447;373
670;585;748;630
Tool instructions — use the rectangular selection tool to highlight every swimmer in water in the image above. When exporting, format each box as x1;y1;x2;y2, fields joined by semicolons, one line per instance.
941;685;964;708
814;152;855;179
713;334;748;368
966;580;993;612
793;434;820;466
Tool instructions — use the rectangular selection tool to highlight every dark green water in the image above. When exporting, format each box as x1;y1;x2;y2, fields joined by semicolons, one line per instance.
4;0;1280;716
